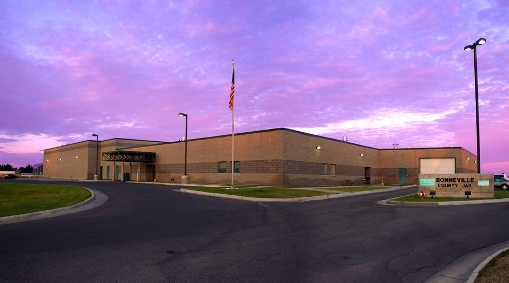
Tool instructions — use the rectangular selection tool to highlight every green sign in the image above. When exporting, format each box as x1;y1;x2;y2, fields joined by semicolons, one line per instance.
420;178;435;186
478;180;490;186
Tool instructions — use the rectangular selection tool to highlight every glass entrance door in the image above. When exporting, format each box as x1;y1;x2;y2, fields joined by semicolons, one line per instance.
115;166;120;181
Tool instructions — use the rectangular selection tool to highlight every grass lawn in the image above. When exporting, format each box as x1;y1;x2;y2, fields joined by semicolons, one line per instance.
186;187;331;198
393;190;509;202
0;183;91;217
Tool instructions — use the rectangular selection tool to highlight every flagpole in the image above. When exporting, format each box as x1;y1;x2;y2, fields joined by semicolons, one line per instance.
230;59;235;189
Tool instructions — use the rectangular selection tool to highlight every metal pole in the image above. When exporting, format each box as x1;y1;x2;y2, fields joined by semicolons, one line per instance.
184;115;188;175
96;135;99;176
473;47;481;174
231;59;235;189
231;101;234;188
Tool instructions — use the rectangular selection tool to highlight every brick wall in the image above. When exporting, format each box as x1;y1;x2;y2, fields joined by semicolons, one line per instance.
43;128;478;186
44;141;95;179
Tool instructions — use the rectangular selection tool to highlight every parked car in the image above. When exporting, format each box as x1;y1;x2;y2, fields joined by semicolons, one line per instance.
494;176;509;190
4;174;16;179
19;173;34;178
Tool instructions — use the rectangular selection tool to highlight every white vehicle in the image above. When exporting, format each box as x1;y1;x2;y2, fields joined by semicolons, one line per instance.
20;173;34;178
494;176;509;191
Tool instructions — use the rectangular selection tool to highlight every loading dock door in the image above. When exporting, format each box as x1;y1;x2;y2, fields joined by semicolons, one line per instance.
420;158;455;174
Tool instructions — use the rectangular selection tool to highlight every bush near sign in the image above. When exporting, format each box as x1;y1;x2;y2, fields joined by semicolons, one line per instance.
418;174;494;198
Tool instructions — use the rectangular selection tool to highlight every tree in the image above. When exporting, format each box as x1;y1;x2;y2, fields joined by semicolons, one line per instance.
19;165;33;173
0;164;14;171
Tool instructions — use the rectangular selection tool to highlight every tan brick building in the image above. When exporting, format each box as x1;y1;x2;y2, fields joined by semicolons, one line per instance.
43;128;477;186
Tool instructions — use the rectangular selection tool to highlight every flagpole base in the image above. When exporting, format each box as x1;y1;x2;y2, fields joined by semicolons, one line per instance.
181;175;189;184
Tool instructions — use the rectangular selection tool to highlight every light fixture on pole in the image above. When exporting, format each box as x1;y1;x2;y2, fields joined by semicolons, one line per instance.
178;113;188;176
464;37;486;174
92;134;99;180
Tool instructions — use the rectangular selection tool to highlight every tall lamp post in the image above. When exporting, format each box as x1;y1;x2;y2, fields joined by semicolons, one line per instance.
92;134;99;180
464;37;486;174
178;113;188;183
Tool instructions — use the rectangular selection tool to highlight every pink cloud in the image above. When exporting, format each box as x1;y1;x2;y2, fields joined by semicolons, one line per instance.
0;0;507;171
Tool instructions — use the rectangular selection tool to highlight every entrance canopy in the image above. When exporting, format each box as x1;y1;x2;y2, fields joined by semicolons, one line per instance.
102;151;156;163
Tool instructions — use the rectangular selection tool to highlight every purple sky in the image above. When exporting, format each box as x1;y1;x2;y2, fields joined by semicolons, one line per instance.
1;0;508;173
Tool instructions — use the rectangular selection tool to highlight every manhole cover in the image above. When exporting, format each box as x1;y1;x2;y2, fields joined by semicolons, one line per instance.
323;253;369;265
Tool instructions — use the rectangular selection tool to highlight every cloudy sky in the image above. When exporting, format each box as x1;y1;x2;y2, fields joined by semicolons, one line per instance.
1;0;508;173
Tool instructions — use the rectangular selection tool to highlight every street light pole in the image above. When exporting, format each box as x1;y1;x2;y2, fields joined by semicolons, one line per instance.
178;113;188;176
464;38;486;174
92;134;99;179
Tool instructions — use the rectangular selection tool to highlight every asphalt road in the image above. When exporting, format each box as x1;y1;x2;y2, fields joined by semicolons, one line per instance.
1;180;509;283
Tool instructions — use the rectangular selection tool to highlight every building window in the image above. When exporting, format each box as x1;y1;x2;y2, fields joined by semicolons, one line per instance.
329;164;336;175
218;161;239;173
321;163;327;175
218;161;227;173
106;166;110;179
232;161;240;173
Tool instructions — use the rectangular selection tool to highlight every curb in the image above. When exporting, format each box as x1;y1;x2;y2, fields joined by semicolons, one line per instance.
0;188;108;225
381;198;509;206
127;181;221;187
179;186;413;202
467;247;509;283
425;240;509;283
179;188;345;202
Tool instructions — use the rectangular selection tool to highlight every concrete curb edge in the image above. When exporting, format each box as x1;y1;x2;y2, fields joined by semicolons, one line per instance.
179;186;413;202
379;194;509;206
466;247;509;283
0;187;107;225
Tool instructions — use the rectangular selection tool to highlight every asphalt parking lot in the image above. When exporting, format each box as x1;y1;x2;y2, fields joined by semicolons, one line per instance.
1;179;509;282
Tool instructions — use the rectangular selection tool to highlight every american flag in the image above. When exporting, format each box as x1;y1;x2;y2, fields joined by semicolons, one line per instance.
229;68;234;110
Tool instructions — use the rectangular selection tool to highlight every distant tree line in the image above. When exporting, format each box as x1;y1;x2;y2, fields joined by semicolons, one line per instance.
0;164;34;173
0;164;14;171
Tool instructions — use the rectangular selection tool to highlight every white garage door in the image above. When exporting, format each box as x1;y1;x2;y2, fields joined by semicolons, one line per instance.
420;158;456;174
